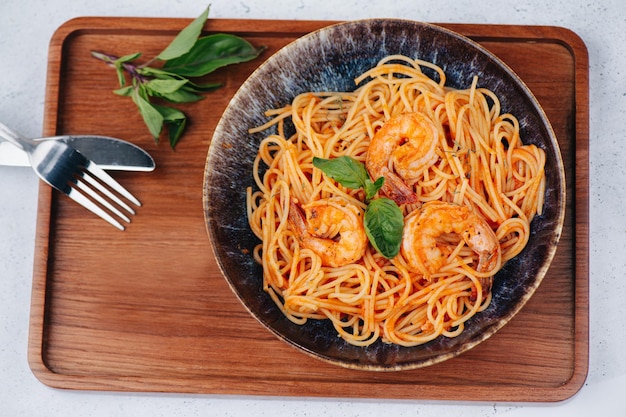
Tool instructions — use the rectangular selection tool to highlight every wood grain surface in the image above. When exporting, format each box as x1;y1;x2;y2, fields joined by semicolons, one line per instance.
27;17;589;402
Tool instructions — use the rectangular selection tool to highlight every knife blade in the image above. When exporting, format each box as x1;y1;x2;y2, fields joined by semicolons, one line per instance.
0;135;155;171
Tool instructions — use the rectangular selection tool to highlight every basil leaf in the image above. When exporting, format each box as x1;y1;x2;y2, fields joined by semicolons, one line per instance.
132;90;163;140
138;68;221;91
159;88;205;103
113;85;134;96
142;79;203;103
313;156;368;189
146;79;188;95
184;79;222;92
153;105;187;148
313;156;383;200
364;198;404;259
91;51;140;64
153;104;186;122
116;52;142;64
138;66;185;80
114;67;126;87
166;118;187;148
163;33;265;78
157;6;209;61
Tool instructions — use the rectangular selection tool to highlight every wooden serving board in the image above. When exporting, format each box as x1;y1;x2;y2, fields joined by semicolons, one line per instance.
28;17;589;402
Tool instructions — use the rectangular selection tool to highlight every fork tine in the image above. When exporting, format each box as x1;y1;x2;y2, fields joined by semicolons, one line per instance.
80;172;136;215
66;187;126;230
74;178;132;223
84;161;141;207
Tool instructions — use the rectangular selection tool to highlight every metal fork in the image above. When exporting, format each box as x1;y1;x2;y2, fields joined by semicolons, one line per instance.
0;122;140;230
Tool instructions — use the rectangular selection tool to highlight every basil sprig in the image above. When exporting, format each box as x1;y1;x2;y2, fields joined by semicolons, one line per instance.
91;7;265;148
313;156;404;259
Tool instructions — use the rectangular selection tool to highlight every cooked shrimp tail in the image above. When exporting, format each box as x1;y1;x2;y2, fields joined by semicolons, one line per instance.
375;166;420;205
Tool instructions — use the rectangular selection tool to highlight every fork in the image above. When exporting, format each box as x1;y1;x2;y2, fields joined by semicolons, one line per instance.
0;122;140;230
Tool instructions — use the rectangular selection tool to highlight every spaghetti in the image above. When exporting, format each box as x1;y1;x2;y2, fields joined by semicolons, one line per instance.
246;54;546;347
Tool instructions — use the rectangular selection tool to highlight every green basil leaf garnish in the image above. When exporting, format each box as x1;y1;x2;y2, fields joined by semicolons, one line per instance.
156;6;210;61
163;34;265;78
364;198;404;259
131;90;164;140
313;156;383;201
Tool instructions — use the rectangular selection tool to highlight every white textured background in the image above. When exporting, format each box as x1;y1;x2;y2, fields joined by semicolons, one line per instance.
1;0;625;415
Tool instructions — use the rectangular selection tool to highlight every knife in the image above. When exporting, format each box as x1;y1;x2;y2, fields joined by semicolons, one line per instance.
0;135;155;171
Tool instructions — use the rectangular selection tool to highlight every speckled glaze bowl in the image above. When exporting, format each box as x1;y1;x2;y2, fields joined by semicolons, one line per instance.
203;19;566;371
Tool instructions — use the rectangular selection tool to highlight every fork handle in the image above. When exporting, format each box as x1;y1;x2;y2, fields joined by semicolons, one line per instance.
0;122;36;152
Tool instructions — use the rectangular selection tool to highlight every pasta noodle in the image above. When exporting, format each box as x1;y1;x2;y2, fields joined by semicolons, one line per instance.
246;54;546;347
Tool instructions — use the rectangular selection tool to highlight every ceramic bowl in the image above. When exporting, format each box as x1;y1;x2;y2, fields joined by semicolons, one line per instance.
203;19;566;370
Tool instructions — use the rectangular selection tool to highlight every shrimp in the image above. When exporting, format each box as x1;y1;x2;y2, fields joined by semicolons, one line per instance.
401;201;501;294
366;112;439;205
288;197;368;268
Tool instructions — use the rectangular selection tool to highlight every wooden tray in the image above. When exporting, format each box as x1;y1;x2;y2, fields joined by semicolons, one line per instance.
28;17;589;402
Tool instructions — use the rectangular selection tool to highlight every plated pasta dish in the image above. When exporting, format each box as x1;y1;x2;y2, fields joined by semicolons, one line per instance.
246;54;546;347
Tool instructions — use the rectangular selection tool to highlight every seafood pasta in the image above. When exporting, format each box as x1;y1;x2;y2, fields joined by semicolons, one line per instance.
246;54;546;347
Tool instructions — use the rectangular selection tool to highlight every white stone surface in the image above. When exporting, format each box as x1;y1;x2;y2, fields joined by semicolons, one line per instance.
1;0;625;415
